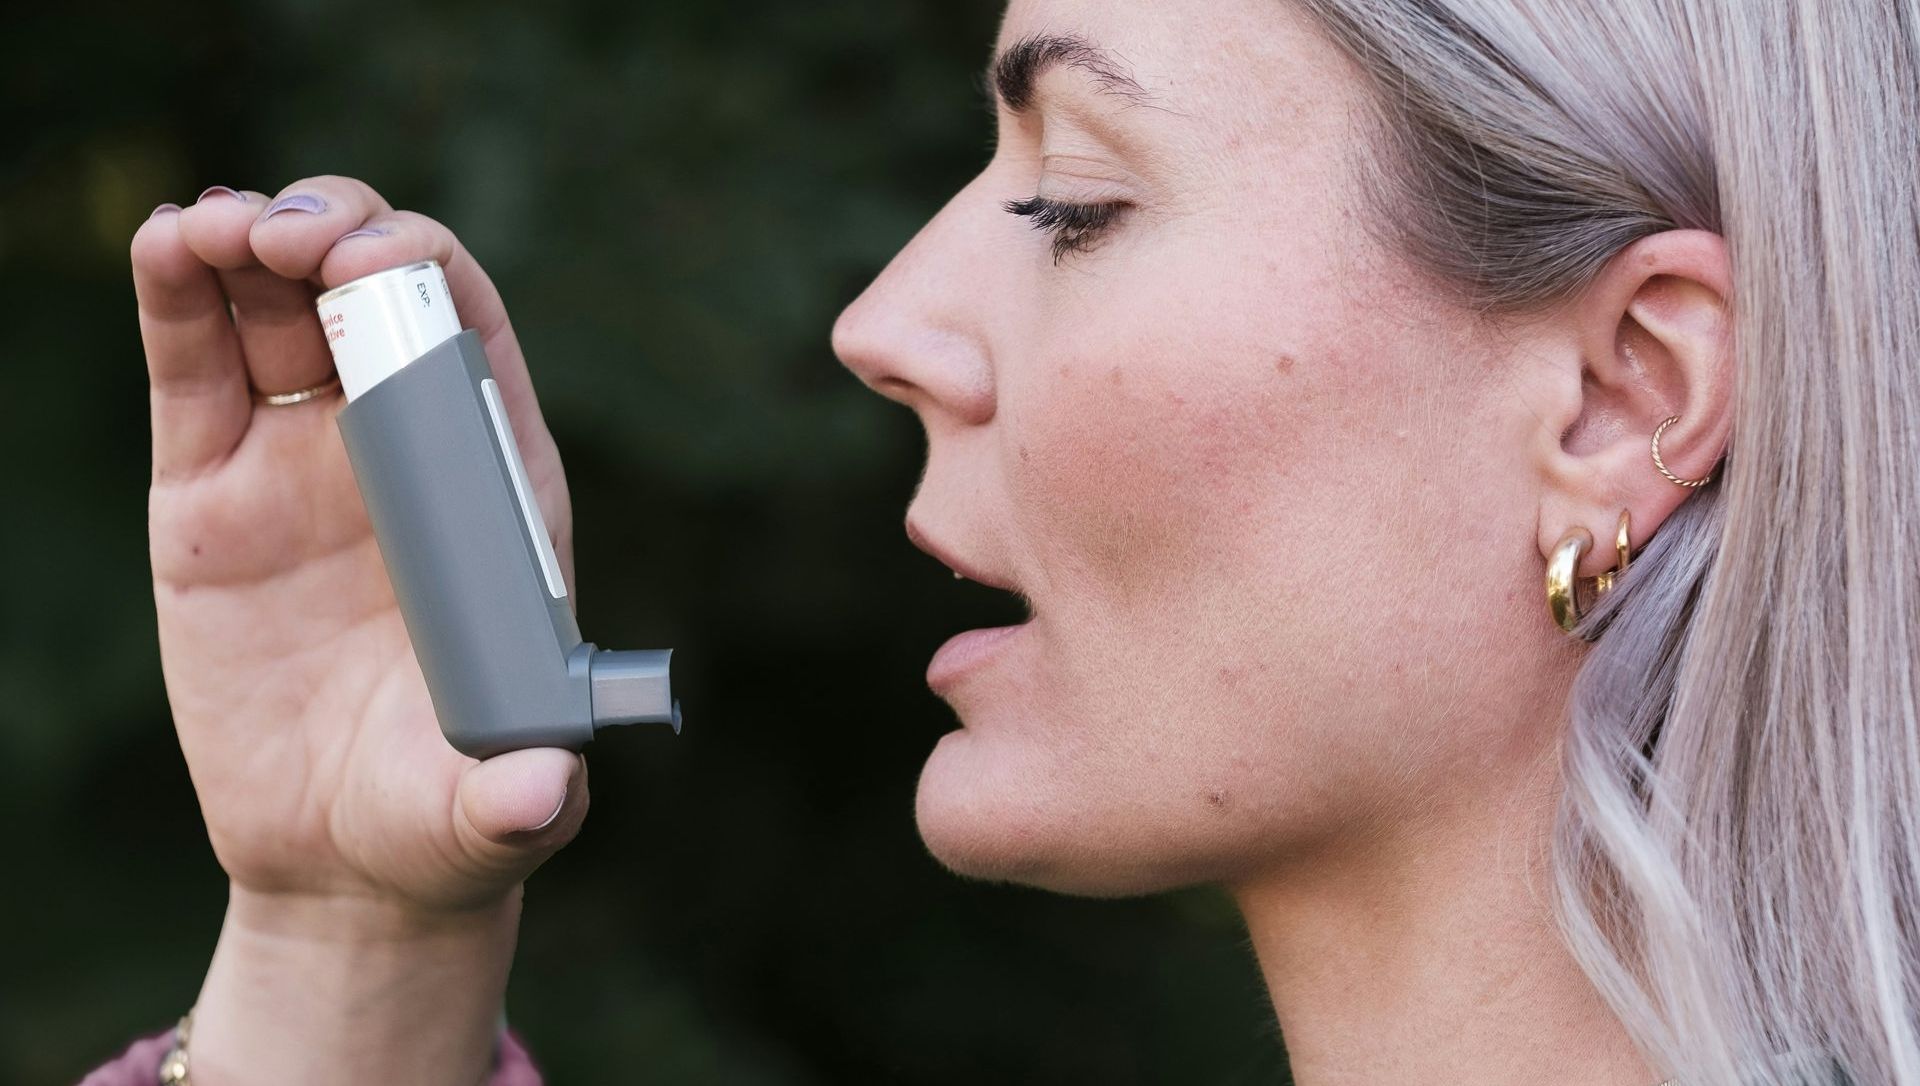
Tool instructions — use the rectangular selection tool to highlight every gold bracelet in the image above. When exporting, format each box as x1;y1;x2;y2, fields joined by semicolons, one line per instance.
158;1008;193;1085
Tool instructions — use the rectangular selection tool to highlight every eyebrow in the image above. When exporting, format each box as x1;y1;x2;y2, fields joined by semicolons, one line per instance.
990;32;1151;112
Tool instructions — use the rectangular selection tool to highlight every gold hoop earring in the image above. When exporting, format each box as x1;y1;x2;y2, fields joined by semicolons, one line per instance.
1547;511;1634;633
1546;526;1593;632
1594;509;1631;595
1651;415;1714;488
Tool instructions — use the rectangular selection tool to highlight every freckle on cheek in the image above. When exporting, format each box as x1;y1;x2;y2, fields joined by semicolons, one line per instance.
1275;354;1297;375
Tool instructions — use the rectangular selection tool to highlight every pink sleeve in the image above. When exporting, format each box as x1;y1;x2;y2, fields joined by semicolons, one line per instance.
77;1026;544;1085
75;1030;172;1086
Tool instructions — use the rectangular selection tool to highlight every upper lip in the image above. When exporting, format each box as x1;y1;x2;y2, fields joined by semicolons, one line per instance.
905;517;1020;594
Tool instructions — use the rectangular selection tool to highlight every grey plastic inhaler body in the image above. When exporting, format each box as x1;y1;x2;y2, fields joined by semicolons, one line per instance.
319;261;679;759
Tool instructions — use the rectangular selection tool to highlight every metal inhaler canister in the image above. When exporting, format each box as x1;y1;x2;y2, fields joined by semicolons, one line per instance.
317;261;680;758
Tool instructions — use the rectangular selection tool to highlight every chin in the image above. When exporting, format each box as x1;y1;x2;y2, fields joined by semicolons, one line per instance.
910;728;1232;898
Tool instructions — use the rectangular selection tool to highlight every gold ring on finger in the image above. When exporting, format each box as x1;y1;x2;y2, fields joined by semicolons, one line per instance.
252;374;343;407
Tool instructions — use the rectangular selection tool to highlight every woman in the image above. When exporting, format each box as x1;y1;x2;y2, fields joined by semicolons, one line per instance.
96;0;1918;1083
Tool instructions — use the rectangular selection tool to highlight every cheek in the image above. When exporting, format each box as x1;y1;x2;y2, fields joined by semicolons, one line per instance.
921;194;1543;889
1004;280;1367;615
968;265;1516;837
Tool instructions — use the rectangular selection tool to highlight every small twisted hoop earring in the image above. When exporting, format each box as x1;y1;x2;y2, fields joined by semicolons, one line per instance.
1651;415;1714;488
1547;509;1633;633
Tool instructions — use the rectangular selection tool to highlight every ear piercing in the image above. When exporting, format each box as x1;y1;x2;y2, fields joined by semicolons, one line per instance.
1545;415;1718;633
1547;509;1632;633
1651;415;1714;487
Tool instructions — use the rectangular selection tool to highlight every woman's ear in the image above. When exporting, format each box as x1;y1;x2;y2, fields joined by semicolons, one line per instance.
1529;228;1735;579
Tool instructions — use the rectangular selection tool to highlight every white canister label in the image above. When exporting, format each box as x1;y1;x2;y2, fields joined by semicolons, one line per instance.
315;261;462;400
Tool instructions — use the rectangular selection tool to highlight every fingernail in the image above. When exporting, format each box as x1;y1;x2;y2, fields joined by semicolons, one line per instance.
195;185;245;204
336;227;389;241
264;193;328;220
148;202;182;219
520;790;567;834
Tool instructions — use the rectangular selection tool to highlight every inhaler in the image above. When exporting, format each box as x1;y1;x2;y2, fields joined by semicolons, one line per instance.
317;261;680;758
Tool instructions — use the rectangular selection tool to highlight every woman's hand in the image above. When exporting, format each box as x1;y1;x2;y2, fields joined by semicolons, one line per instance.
131;176;585;1083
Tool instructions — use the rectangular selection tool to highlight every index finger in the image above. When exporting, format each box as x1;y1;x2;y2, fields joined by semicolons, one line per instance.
251;183;529;391
251;182;528;403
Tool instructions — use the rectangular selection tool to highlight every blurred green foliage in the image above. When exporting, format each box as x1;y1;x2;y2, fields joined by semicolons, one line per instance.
0;0;1284;1081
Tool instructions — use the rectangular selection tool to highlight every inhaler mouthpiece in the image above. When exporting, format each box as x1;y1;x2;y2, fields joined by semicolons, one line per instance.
318;260;681;758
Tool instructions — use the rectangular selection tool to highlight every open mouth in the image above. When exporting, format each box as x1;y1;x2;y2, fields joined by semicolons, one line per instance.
906;518;1034;691
943;558;1033;626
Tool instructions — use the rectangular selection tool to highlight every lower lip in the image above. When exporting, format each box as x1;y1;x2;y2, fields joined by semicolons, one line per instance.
927;620;1031;693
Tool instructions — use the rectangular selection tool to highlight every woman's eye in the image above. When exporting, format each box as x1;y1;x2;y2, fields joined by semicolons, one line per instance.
1003;196;1127;264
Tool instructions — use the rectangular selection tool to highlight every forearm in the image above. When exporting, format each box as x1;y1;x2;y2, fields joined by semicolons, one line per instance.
185;883;522;1086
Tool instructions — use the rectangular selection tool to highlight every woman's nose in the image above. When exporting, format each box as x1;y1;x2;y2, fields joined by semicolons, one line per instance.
832;179;999;427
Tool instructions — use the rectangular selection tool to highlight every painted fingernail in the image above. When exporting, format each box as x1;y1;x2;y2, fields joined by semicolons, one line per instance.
263;193;328;220
195;185;244;204
148;202;182;219
336;227;389;241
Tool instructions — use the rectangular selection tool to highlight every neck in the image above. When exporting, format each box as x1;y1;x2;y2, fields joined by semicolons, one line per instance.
1229;743;1663;1086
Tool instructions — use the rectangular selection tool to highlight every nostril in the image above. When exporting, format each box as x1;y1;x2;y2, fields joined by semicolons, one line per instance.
830;260;994;423
870;375;920;401
835;310;927;406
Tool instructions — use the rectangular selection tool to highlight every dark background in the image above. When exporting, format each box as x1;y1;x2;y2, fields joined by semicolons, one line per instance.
0;1;1285;1081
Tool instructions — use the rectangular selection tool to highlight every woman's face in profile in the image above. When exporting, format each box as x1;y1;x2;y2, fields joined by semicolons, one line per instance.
835;0;1572;894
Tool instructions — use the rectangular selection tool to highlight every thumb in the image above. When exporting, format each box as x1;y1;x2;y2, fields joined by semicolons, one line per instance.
452;747;589;879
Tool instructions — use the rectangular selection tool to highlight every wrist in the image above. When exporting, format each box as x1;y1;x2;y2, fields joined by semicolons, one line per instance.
222;881;523;942
186;883;523;1086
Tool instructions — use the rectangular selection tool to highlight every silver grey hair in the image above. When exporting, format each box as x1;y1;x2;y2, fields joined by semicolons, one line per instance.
1294;1;1920;1083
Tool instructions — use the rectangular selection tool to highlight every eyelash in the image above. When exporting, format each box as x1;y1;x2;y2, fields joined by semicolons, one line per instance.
1003;196;1127;264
